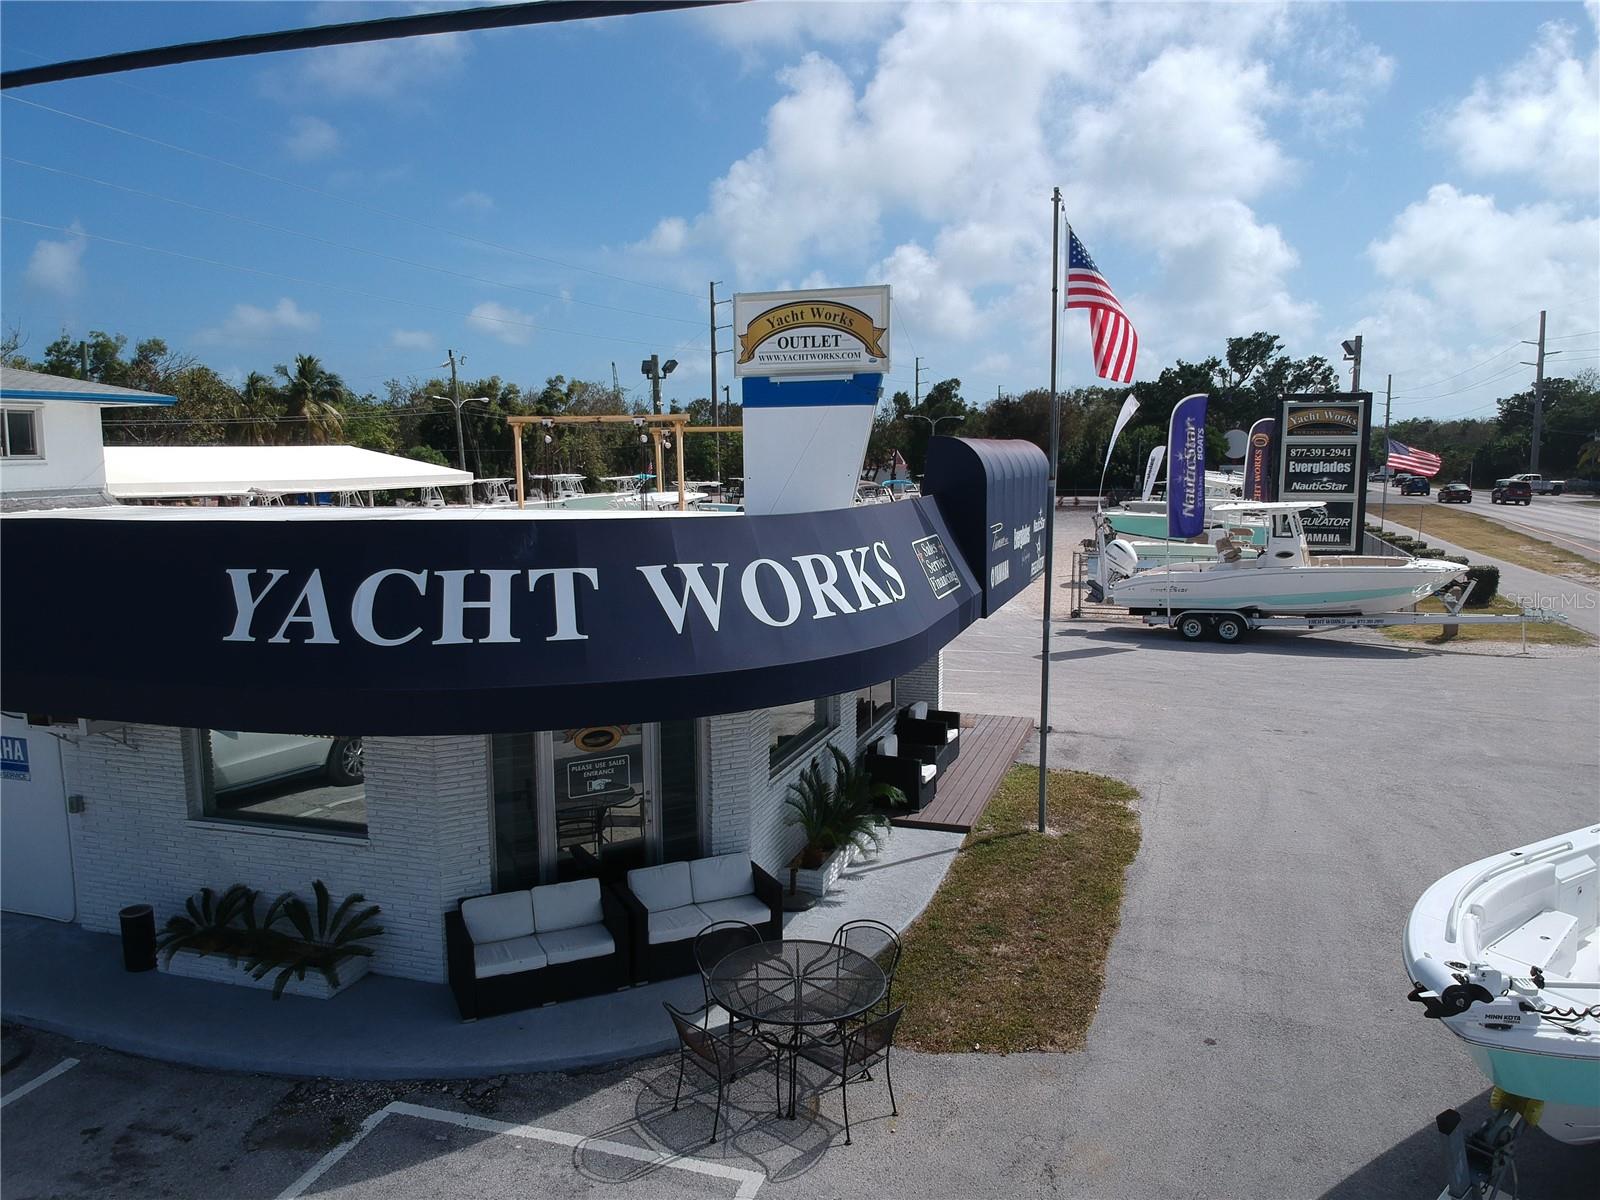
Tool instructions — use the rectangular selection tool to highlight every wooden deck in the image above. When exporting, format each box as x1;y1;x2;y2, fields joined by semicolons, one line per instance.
890;712;1035;833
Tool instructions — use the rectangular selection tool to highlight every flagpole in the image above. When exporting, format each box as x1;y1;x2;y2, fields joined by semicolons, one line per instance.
1039;188;1062;835
1380;374;1391;535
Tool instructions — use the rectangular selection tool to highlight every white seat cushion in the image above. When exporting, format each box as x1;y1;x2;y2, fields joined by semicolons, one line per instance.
537;922;616;966
646;903;713;945
691;854;755;904
909;701;929;720
532;878;605;933
628;861;694;912
697;894;771;928
461;891;535;944
946;727;959;743
473;934;547;979
877;733;899;757
920;762;937;783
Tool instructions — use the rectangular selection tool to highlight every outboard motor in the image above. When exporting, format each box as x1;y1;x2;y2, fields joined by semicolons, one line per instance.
1102;538;1141;585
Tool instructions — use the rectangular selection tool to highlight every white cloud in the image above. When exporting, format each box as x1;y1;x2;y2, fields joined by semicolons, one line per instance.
282;16;468;100
284;115;340;161
453;190;494;213
390;329;436;351
196;298;320;345
649;3;1384;379
694;0;902;56
638;216;689;255
24;221;87;296
1437;20;1600;196
1367;185;1599;332
467;301;535;345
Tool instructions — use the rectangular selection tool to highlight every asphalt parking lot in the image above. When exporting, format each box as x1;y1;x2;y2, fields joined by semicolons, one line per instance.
4;523;1597;1200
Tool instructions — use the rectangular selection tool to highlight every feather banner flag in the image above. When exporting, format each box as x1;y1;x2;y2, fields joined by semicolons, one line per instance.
1167;393;1209;538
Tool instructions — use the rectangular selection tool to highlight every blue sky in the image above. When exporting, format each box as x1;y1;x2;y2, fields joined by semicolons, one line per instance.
3;1;1596;424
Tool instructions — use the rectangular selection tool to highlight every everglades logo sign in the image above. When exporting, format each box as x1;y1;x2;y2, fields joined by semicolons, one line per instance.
734;285;890;378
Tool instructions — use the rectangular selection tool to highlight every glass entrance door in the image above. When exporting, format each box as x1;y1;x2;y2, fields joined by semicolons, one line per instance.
550;725;650;881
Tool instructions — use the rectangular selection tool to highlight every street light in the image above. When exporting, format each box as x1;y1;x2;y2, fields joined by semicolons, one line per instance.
906;413;966;436
426;391;490;479
641;355;678;414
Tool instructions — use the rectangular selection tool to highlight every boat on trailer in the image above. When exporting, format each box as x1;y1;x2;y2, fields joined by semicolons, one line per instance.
1101;501;1466;624
1405;825;1600;1149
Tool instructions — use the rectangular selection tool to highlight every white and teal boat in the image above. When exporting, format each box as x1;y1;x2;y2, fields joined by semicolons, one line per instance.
1405;825;1600;1146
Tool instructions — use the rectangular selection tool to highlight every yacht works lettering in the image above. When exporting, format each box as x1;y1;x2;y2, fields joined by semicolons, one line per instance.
221;541;913;647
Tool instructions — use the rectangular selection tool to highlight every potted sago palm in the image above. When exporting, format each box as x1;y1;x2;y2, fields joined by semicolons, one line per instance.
783;746;901;900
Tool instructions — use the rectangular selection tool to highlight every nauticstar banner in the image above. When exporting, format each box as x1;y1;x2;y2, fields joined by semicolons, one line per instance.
1166;393;1208;538
1;498;985;736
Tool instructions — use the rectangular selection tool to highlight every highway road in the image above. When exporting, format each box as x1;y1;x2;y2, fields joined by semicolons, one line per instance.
1371;488;1600;561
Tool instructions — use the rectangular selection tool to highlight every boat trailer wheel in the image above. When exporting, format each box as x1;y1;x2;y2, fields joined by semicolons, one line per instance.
1177;614;1208;642
1213;614;1248;644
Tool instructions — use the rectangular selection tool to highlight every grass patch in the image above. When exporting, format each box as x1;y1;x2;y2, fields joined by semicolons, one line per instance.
894;766;1140;1053
1383;595;1593;646
1382;508;1598;584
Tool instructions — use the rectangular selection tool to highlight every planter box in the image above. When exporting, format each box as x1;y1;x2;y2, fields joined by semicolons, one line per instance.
789;844;855;898
159;948;370;1000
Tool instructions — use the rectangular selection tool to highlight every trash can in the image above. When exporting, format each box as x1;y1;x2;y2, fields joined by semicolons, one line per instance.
118;904;157;972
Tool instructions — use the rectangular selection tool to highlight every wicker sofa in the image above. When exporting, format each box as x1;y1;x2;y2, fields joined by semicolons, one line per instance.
445;878;631;1020
617;855;782;983
895;700;961;771
864;731;940;809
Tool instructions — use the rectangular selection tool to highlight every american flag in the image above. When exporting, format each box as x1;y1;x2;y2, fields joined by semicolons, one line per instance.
1386;438;1443;477
1066;225;1139;384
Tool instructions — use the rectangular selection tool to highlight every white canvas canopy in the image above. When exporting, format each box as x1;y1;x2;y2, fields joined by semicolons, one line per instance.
103;445;472;499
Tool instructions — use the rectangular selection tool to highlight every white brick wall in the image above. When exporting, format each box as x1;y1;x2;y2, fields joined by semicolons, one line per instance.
895;650;944;709
705;692;858;878
61;727;491;983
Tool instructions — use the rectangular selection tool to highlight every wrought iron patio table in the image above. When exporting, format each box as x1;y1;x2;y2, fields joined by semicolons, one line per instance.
708;938;887;1118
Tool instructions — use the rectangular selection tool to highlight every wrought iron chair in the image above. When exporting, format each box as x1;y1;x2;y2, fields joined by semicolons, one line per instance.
663;1002;781;1144
795;1006;904;1144
832;919;902;1020
694;920;763;1030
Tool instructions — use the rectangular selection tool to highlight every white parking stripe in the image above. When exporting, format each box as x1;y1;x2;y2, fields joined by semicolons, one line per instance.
0;1057;79;1108
275;1099;764;1200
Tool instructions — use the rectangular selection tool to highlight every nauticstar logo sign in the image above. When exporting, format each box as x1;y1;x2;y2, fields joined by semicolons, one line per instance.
733;285;891;378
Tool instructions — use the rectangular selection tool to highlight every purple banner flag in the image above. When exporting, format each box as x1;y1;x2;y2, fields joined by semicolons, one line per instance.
1245;417;1276;501
1166;393;1208;538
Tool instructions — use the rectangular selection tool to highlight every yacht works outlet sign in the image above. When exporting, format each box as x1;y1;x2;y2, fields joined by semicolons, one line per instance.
734;285;891;378
0;499;981;737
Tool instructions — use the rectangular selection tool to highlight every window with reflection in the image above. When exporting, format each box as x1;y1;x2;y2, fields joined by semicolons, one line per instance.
769;698;833;774
192;730;366;835
855;679;896;740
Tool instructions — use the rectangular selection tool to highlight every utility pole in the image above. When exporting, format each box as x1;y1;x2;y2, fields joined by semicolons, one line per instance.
1521;310;1559;474
444;348;465;473
1380;373;1392;528
709;282;719;430
914;356;927;405
721;384;731;484
1341;335;1363;393
79;340;89;380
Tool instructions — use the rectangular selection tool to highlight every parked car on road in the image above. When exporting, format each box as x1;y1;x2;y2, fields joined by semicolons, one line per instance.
1399;476;1431;495
1437;482;1472;503
210;731;364;792
1491;478;1532;505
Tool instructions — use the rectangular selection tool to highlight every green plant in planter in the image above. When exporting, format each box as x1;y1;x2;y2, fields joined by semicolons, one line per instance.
157;884;258;965
247;880;383;999
784;746;899;871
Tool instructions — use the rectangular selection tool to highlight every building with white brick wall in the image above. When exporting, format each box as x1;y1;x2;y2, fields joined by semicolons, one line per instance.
49;666;934;983
3;406;1042;1003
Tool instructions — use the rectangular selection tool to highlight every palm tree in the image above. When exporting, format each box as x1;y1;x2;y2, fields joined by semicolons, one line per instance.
1579;436;1600;473
231;371;279;446
273;355;346;445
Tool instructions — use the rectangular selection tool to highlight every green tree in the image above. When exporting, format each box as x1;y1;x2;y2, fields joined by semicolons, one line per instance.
273;355;346;445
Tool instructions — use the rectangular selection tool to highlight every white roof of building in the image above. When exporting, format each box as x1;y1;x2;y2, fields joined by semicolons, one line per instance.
0;365;177;406
103;444;474;499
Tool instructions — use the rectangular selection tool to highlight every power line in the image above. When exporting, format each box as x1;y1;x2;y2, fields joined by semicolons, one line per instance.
2;215;690;353
1;93;705;302
0;0;742;89
3;156;705;328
